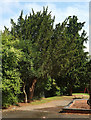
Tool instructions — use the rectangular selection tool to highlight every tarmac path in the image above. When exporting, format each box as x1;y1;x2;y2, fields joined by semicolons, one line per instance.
2;98;91;119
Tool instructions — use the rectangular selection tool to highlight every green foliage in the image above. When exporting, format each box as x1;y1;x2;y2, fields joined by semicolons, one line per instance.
0;31;2;89
50;16;89;95
45;76;52;91
44;77;61;97
2;7;90;107
2;91;19;108
10;7;55;100
2;29;22;107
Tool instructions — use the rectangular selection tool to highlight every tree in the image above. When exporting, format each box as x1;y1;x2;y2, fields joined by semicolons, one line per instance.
65;16;88;95
2;28;22;107
3;7;89;107
10;7;55;102
50;16;88;95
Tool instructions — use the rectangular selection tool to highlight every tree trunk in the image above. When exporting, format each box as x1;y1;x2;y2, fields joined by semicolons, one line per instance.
29;79;37;101
23;83;28;103
67;82;73;96
69;87;72;96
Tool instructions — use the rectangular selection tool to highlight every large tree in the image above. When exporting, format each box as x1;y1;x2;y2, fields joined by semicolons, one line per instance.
10;7;55;102
51;16;88;95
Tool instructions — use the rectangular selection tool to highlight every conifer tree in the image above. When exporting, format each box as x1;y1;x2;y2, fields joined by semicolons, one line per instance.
51;16;88;95
10;7;55;101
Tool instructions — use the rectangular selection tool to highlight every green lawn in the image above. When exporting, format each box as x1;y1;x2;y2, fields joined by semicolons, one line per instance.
72;93;89;96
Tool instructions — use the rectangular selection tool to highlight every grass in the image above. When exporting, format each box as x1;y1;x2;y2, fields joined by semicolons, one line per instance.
30;95;73;105
30;93;89;105
72;93;89;99
72;93;89;96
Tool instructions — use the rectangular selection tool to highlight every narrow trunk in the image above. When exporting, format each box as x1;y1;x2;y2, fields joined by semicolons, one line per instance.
68;82;73;96
69;87;72;96
29;79;37;101
23;83;27;103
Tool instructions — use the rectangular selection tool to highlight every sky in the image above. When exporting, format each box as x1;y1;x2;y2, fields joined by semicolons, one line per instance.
0;0;90;52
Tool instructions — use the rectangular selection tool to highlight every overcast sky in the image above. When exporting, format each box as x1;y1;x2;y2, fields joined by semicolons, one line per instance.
0;0;89;52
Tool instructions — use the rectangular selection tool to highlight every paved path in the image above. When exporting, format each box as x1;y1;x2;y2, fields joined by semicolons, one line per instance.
2;110;91;119
16;99;72;111
3;99;72;112
2;99;91;119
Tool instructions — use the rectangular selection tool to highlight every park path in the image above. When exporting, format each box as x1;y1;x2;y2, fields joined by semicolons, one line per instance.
3;95;88;112
2;96;91;119
3;98;73;112
17;99;72;111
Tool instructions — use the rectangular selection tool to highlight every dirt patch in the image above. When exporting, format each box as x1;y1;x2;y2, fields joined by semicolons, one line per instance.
69;100;90;109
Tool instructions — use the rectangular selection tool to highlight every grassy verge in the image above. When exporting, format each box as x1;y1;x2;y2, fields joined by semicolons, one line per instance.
30;93;89;105
72;93;89;99
30;96;73;105
72;93;89;96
